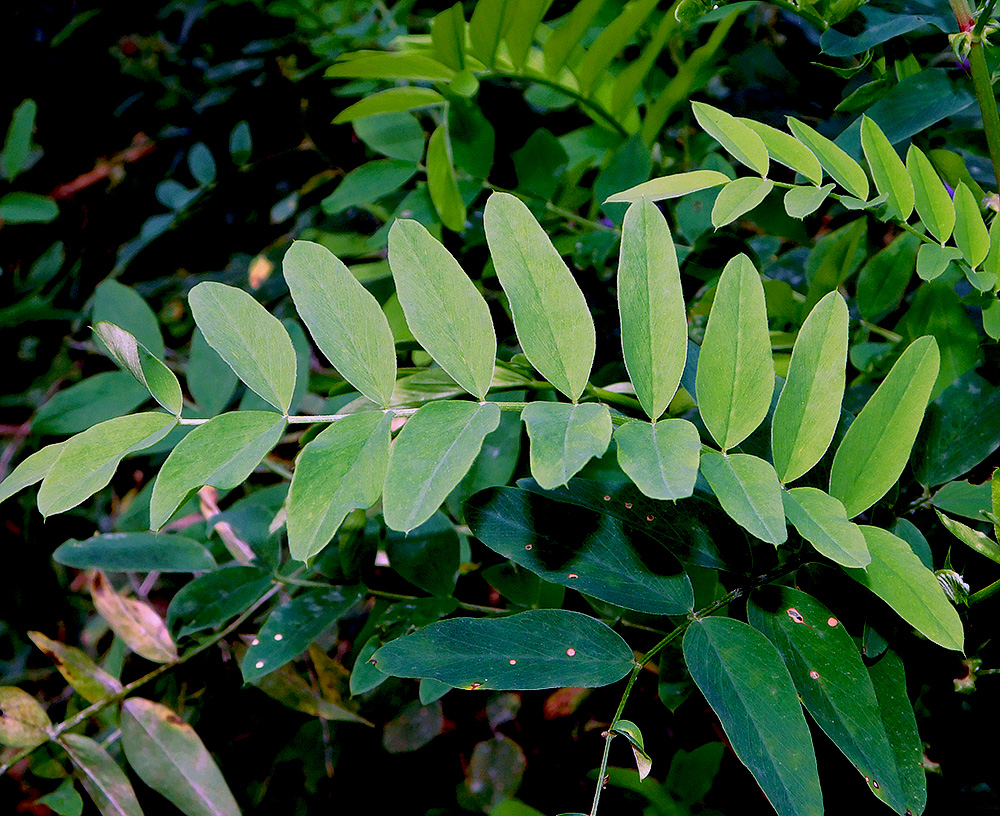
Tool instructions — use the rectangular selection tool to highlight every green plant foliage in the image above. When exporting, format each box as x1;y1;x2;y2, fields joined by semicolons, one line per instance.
521;402;611;489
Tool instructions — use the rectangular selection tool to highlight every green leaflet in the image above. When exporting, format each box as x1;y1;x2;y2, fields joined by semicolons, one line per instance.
320;159;418;215
803;217;867;313
574;0;659;95
354;113;425;162
36;779;83;816
829;336;939;517
426;125;466;232
468;0;516;68
38;413;176;517
683;618;823;816
907;145;955;244
93;279;165;358
166;566;273;638
868;650;928;815
781;487;870;568
543;0;603;74
505;0;548;68
614;418;700;500
856;232;920;320
711;178;774;228
121;698;240;816
848;527;964;651
465;486;694;615
28;632;123;704
604;171;731;203
60;734;143;816
771;291;847;483
935;510;1000;566
952;182;989;269
431;4;466;70
0;442;65;505
484;192;595;400
383;401;501;532
618;198;687;420
915;243;962;281
610;720;653;780
93;322;182;415
696;254;774;450
53;533;216;573
283;240;397;407
860;116;914;221
784;184;834;219
521;402;612;489
287;412;391;562
189;282;297;413
32;372;149;437
700;451;787;545
334;87;445;124
386;511;460;596
787;118;869;200
389;219;496;399
188;328;238;415
692;102;769;176
149;411;286;531
0;686;51;749
372;609;635;690
747;587;906;814
930;479;991;522
0;192;57;224
741;118;823;185
326;53;456;82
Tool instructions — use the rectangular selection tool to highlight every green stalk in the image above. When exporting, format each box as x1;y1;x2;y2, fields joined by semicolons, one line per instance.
968;42;1000;189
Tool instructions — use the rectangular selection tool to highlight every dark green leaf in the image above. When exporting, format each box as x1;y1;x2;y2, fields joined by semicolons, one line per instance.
521;402;612;489
861;69;974;146
228;120;251;166
32;373;149;436
426;125;466;232
354;112;425;162
1;99;37;180
0;192;58;223
386;511;460;596
93;279;164;358
35;779;83;816
820;7;928;56
856;232;919;320
188;327;238;415
935;510;1000;565
54;533;215;572
167;566;273;638
700;451;786;545
803;217;867;313
187;143;216;186
320;159;418;215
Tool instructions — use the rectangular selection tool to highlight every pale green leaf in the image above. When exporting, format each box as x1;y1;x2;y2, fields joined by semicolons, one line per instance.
60;734;143;816
906;145;955;243
94;322;182;415
700;451;786;545
787;118;869;200
90;571;178;663
860;116;914;221
604;171;730;203
696;254;774;450
784;184;834;219
521;402;611;489
614;418;700;500
0;442;65;505
829;336;939;517
781;487;869;568
189;282;297;413
711;177;774;228
150;412;286;530
325;53;456;82
283;240;397;407
692;102;769;176
952;181;989;269
611;719;653;780
771;291;847;482
426;126;466;232
741;118;823;185
484;192;595;400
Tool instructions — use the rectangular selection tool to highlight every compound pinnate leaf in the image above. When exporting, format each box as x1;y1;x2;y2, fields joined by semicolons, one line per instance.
692;102;769;176
847;527;964;652
604;171;730;203
121;698;240;816
0;442;65;505
384;400;501;533
465;486;693;614
521;402;611;489
53;533;216;573
94;322;182;415
389;219;496;399
700;451;786;545
28;632;123;704
907;145;955;244
90;572;178;663
696;254;774;450
829;336;939;517
742;118;823;185
860;116;914;221
150;412;286;531
614;418;700;500
38;413;176;517
683;617;823;816
372;610;635;691
287;412;392;562
771;291;847;483
189;282;297;413
787;118;869;200
618;198;687;419
60;733;143;816
781;487;869;568
711;178;774;228
484;192;595;400
747;586;906;814
0;686;51;748
283;240;397;407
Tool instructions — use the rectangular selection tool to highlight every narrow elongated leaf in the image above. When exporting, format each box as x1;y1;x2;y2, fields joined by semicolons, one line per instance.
696;254;774;450
242;585;363;683
283;240;397;407
333;88;445;124
431;3;466;70
389;219;496;398
0;686;51;748
868;650;927;815
60;734;143;816
325;53;456;82
465;486;693;614
782;488;869;568
426;126;466;232
94;323;182;415
829;337;939;517
91;572;177;663
189;282;296;413
38;413;176;517
373;609;634;690
469;0;516;67
605;171;730;203
384;401;501;532
784;184;834;218
287;412;391;561
700;452;786;545
953;182;989;269
747;587;906;813
0;442;65;505
712;178;774;228
615;419;700;500
860;116;914;221
906;145;955;244
543;0;603;74
847;527;964;651
121;698;239;816
742;119;823;185
935;510;1000;565
692;102;769;176
505;0;549;68
574;0;658;95
787;118;869;200
150;412;285;530
856;232;919;320
484;193;595;400
618;198;687;419
521;402;611;489
54;533;215;572
2;99;37;180
771;291;847;483
28;632;123;704
683;618;823;816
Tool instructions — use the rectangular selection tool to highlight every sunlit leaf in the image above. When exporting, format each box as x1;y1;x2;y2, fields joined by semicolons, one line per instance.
614;418;700;500
781;487;869;568
521;402;611;489
700;451;786;545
